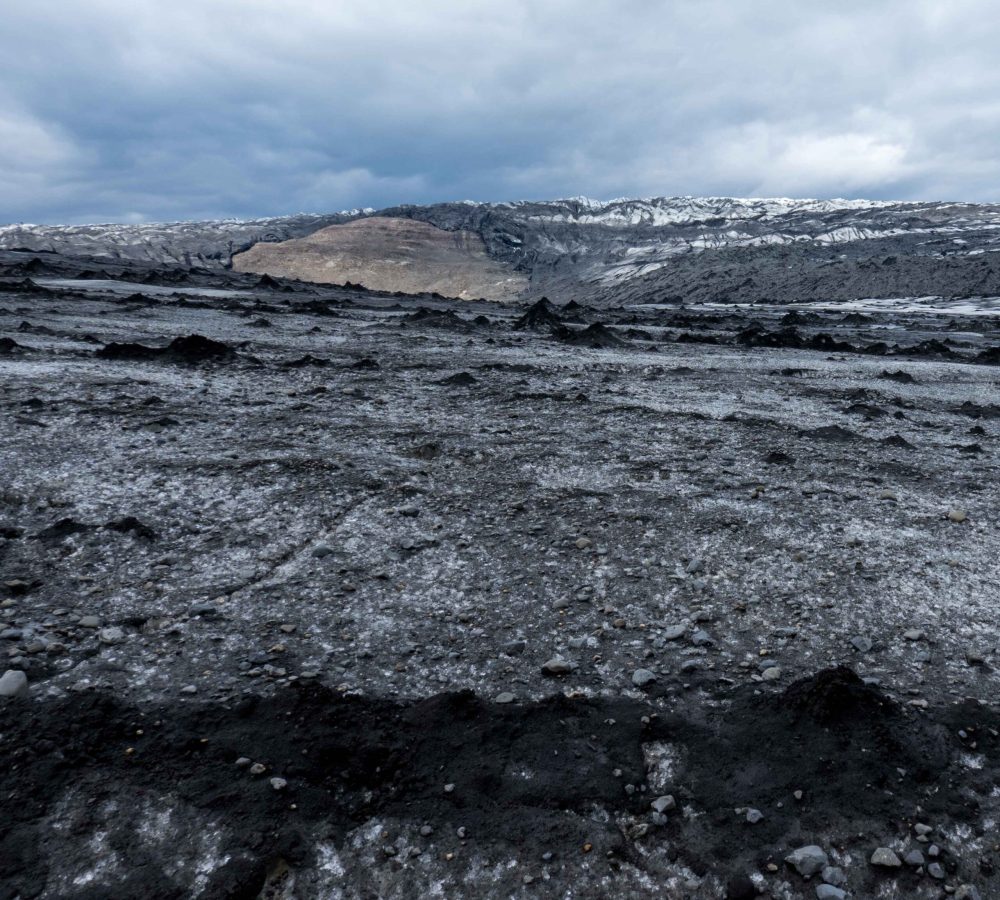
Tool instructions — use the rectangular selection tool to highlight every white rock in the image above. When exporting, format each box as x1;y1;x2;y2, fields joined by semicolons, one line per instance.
870;847;902;867
0;669;28;698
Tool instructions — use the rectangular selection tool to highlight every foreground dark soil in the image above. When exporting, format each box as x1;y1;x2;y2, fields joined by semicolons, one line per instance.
1;252;998;898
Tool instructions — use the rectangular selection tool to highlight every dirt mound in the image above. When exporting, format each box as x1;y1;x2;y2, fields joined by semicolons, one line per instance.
513;297;564;332
96;335;235;364
879;369;917;383
436;371;477;386
556;322;626;349
0;337;27;354
736;326;855;353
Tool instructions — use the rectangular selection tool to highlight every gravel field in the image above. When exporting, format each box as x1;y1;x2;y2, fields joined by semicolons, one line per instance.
1;264;998;899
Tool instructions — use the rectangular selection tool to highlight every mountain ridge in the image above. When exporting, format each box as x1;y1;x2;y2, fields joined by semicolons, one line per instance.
4;196;1000;305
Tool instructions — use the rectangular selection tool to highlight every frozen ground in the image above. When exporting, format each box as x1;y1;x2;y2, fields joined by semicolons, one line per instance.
0;265;998;899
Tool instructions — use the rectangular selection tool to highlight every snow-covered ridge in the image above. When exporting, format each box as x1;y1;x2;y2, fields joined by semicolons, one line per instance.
525;195;905;227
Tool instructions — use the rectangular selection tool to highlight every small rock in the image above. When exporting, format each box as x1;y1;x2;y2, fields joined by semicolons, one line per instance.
663;624;686;640
419;825;433;836
761;666;781;681
494;691;516;704
189;603;219;618
650;795;675;814
903;849;925;866
179;684;198;695
954;887;982;900
850;635;873;653
270;777;287;791
690;628;714;647
746;808;764;824
552;598;570;610
927;862;945;879
821;866;846;886
0;669;28;698
78;615;101;628
632;668;656;687
947;508;967;523
99;626;125;644
870;847;902;868
914;823;933;836
685;558;704;574
234;757;252;767
575;538;592;550
443;783;455;793
785;845;830;879
249;763;266;775
815;886;846;900
903;629;924;641
541;656;576;676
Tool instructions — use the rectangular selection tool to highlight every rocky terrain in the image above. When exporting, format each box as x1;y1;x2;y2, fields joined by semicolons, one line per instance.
6;196;1000;305
0;243;998;899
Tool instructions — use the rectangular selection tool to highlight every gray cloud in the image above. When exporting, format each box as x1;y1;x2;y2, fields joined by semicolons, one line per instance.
3;0;1000;223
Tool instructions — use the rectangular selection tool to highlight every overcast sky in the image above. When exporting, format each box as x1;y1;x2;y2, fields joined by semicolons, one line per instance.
3;0;1000;223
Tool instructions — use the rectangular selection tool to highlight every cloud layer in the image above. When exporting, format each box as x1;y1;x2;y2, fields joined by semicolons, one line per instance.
4;0;1000;223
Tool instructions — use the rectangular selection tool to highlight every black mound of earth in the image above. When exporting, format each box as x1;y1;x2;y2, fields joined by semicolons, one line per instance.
880;369;917;383
513;297;564;332
556;322;626;348
1;670;994;900
0;337;26;353
283;354;329;368
437;371;477;386
96;334;235;363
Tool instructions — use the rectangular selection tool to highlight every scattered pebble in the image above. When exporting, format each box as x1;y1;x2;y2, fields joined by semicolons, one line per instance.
815;885;846;900
650;795;675;814
0;669;28;698
785;845;829;878
541;656;576;676
631;668;656;687
821;866;846;886
870;847;902;868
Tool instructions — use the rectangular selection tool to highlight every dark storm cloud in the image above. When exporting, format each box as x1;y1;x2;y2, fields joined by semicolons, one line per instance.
3;0;1000;223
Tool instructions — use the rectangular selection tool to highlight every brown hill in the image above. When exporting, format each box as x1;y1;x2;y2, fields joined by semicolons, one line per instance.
232;216;526;301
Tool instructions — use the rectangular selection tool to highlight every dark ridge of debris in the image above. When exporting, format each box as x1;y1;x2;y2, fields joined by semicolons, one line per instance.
96;334;235;364
513;297;565;332
556;322;627;348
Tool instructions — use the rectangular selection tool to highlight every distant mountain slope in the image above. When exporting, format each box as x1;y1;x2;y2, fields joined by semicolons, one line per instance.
232;217;526;301
0;213;361;269
4;197;1000;304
